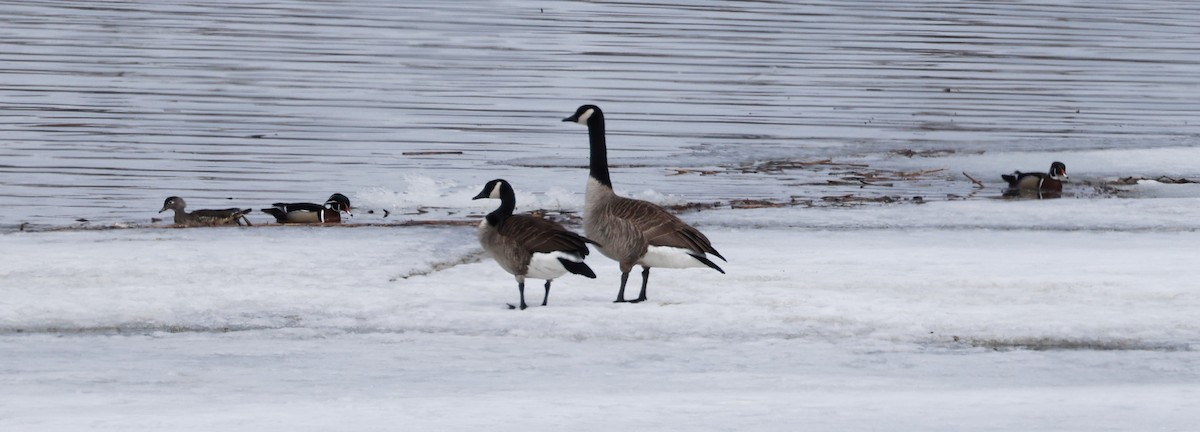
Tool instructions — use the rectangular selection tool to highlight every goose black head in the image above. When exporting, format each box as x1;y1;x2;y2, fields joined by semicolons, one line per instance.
563;104;603;126
1049;161;1068;181
159;196;185;213
473;179;513;201
325;193;352;214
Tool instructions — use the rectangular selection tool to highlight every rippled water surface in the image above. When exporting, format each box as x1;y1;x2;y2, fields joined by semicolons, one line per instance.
2;0;1199;227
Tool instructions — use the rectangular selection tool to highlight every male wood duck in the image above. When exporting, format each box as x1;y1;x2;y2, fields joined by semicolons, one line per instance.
159;196;252;227
1002;161;1068;193
261;193;352;224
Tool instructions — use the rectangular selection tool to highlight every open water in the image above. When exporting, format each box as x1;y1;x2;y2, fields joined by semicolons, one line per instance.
2;0;1199;228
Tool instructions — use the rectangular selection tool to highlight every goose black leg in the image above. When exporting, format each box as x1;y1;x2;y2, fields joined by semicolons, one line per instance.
519;282;527;310
542;280;552;306
631;267;650;303
508;282;528;310
614;271;631;303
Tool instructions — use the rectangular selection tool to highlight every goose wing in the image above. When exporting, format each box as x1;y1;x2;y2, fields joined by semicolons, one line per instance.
611;197;725;261
498;215;596;256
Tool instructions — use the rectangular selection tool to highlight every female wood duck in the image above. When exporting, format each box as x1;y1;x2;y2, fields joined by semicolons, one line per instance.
1002;161;1068;193
261;193;352;224
473;179;598;310
159;196;252;227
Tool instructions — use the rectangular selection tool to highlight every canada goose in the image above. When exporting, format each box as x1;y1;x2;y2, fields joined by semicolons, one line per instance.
262;193;352;224
473;179;598;310
159;196;252;227
563;104;725;303
1002;162;1068;192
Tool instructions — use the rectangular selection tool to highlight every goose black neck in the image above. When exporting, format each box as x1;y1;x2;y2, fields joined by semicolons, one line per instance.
486;188;516;226
587;115;613;188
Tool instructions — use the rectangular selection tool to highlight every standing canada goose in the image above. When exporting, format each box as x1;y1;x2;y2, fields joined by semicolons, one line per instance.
261;193;352;224
159;196;252;227
473;179;598;310
563;104;725;303
1002;161;1068;192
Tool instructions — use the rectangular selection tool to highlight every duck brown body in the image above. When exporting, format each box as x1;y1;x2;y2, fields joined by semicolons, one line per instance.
159;197;252;227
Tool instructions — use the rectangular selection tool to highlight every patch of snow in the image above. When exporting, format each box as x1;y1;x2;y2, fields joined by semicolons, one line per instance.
2;218;1198;430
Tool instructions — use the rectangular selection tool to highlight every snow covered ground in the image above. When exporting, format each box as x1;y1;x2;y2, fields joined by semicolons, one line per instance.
3;195;1199;430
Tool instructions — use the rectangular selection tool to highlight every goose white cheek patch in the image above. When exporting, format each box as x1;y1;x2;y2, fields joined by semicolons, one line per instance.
576;108;594;124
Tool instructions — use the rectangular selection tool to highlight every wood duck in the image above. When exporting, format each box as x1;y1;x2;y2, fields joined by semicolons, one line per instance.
261;193;352;224
159;196;252;227
1002;161;1068;194
473;179;598;310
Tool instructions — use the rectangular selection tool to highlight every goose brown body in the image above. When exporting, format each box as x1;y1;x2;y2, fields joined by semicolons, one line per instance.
479;213;595;278
584;180;723;270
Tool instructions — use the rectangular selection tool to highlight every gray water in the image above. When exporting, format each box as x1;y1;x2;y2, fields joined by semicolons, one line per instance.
3;0;1199;227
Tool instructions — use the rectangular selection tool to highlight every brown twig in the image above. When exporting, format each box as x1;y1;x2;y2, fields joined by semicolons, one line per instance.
962;171;985;189
964;171;984;188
